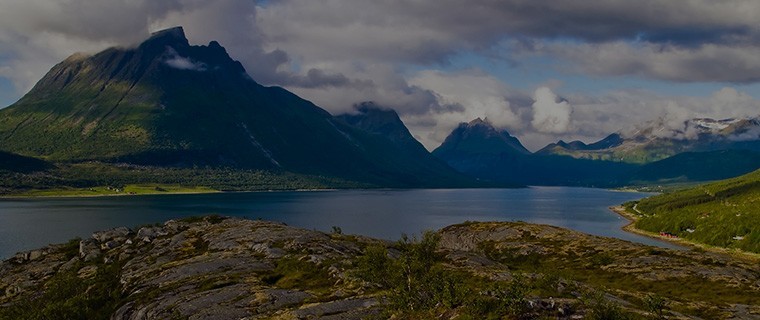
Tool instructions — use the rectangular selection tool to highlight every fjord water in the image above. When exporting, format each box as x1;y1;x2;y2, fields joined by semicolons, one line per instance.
0;187;678;259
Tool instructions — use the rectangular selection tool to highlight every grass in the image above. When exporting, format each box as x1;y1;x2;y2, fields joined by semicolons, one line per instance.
11;184;218;197
467;221;760;318
260;256;334;297
0;260;125;320
355;232;560;319
626;169;760;254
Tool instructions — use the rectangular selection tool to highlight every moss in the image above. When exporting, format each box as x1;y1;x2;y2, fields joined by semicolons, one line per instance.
260;256;333;292
0;260;125;320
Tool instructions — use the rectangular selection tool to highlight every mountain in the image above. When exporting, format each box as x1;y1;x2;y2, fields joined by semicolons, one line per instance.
0;27;474;188
432;119;760;187
626;168;760;253
539;117;760;163
432;119;634;186
537;133;622;155
337;102;425;151
625;149;760;183
432;118;585;185
433;118;530;159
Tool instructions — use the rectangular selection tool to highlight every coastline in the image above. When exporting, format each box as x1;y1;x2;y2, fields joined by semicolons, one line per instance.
0;187;351;200
0;187;221;199
610;205;760;262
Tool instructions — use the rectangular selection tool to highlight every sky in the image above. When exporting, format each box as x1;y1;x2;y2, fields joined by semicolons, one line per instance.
1;0;760;151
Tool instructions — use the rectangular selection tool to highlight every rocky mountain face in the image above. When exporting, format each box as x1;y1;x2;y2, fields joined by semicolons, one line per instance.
0;27;472;188
337;102;426;152
2;217;758;319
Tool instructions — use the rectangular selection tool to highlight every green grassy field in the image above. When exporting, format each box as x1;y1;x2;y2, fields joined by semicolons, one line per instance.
12;184;218;197
626;169;760;253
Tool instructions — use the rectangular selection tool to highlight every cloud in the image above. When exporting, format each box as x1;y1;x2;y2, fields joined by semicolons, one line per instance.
517;41;760;83
165;56;206;71
409;70;523;128
163;47;207;71
258;0;760;65
406;70;528;148
728;125;760;141
531;87;571;134
1;0;760;151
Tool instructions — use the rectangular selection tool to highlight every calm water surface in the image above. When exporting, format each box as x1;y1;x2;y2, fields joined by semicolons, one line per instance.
0;187;679;259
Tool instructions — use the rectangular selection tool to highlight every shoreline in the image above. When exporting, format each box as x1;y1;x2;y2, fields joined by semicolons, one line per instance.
0;187;354;200
610;205;760;262
0;185;536;200
0;189;221;200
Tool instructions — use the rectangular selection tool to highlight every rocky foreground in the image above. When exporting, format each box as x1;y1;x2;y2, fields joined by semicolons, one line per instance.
1;216;759;319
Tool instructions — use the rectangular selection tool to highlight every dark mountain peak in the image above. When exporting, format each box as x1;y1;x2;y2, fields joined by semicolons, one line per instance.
146;26;189;48
589;133;623;149
557;140;589;150
354;101;390;113
340;102;404;129
458;118;517;140
337;102;426;152
466;117;491;128
206;40;229;56
350;102;400;123
433;118;529;157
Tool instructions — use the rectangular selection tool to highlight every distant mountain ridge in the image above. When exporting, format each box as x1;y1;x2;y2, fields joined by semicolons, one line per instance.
0;26;475;189
433;117;760;186
539;116;760;163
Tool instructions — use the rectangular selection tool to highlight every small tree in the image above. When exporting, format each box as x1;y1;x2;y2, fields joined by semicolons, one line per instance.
644;294;668;319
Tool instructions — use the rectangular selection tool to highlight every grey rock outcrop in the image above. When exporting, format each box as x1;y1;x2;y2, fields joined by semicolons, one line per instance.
2;218;759;319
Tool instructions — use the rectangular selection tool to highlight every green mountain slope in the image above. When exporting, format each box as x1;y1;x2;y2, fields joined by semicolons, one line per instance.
628;169;760;253
625;149;760;184
0;27;474;189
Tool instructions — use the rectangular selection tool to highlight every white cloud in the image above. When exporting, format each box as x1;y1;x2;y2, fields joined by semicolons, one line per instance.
165;56;206;71
518;41;760;83
407;70;526;149
531;87;571;134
